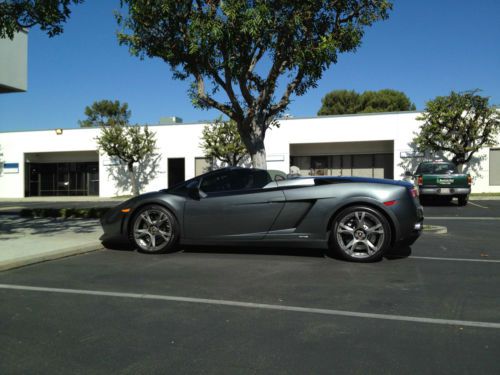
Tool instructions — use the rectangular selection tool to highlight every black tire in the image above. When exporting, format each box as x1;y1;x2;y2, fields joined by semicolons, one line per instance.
328;206;392;262
458;195;469;206
130;205;179;254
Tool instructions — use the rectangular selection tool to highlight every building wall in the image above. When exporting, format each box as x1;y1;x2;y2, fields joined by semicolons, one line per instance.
0;31;28;93
1;112;499;197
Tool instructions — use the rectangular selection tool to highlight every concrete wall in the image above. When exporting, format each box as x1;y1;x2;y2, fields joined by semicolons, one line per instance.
1;112;499;197
0;32;28;93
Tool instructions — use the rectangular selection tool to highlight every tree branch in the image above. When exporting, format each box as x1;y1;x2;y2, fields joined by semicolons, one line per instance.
269;68;305;116
195;72;235;118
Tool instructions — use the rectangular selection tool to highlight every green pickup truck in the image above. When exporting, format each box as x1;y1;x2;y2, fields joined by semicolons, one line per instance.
406;161;472;206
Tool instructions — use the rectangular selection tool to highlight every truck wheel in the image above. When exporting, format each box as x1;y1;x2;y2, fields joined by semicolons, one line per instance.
458;195;469;206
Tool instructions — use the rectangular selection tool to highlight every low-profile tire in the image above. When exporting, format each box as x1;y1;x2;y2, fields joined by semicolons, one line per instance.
328;206;392;262
458;195;469;206
130;205;179;254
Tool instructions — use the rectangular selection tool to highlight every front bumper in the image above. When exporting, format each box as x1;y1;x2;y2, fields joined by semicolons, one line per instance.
419;187;470;196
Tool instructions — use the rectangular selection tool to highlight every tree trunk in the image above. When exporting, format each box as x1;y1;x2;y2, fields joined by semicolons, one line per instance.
127;162;139;196
240;133;267;169
451;153;465;170
238;116;268;169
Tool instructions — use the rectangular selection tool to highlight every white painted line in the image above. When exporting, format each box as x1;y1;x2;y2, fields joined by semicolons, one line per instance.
410;256;500;263
468;201;488;209
425;217;500;220
0;283;499;329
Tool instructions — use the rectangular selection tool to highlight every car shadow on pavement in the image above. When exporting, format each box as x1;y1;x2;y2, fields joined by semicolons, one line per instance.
103;241;413;261
102;241;325;257
419;198;458;207
384;245;412;260
181;245;326;258
0;216;100;239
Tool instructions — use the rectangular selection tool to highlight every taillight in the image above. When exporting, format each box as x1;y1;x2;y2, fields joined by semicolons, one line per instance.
409;188;418;198
467;175;472;185
384;200;397;206
417;176;423;186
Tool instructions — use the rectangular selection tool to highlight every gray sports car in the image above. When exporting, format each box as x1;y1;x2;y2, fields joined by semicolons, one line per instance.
100;167;424;262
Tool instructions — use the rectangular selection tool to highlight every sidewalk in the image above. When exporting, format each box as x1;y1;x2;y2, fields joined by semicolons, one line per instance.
0;215;104;271
0;197;124;214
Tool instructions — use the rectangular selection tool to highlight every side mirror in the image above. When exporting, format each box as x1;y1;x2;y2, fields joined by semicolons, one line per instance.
404;171;413;178
186;180;205;200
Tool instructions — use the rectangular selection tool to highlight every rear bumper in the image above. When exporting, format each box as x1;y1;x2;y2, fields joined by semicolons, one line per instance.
419;187;470;196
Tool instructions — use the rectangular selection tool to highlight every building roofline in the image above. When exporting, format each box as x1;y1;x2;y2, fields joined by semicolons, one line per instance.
279;110;422;121
0;111;423;135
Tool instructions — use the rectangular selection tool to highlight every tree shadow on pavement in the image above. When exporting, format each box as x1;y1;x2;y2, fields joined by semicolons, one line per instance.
0;216;100;240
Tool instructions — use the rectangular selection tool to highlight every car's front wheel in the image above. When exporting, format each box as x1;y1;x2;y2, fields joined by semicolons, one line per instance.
329;206;391;262
130;205;179;254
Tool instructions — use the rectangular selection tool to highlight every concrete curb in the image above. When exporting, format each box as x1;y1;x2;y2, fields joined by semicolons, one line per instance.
423;225;447;234
469;196;500;200
0;241;103;272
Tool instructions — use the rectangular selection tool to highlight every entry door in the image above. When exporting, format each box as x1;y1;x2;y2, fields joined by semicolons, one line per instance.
168;158;185;188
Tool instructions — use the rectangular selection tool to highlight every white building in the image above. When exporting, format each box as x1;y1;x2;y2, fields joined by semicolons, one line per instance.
0;111;499;198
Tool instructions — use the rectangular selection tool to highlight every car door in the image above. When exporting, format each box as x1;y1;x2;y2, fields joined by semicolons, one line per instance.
183;169;285;241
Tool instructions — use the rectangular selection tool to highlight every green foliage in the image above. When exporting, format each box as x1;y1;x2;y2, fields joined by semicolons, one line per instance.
96;124;156;167
79;100;131;128
317;90;361;115
201;117;248;166
117;0;392;167
414;90;500;166
81;99;157;195
0;0;83;39
318;89;415;115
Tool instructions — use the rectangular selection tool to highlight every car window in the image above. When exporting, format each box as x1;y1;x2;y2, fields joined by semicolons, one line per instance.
416;163;458;174
200;169;271;193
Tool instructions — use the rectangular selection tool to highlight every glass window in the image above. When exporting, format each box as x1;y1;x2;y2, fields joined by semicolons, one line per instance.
200;169;271;193
416;163;458;174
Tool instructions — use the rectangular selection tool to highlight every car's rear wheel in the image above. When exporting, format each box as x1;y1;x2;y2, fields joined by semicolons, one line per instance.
130;205;179;254
329;206;391;262
458;195;469;206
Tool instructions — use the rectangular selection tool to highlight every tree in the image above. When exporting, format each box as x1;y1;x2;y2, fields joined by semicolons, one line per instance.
318;90;361;115
0;0;83;40
81;100;157;196
360;89;416;113
79;100;131;128
414;90;500;167
117;0;392;168
201;117;248;167
318;89;415;115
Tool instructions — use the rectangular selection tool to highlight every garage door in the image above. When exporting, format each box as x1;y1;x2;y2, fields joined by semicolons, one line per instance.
490;149;500;185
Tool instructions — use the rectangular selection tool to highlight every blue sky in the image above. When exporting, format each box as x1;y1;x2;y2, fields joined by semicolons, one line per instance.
1;0;499;132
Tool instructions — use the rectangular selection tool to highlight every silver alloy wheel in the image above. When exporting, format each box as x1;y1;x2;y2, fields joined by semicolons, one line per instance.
133;209;173;252
336;210;385;259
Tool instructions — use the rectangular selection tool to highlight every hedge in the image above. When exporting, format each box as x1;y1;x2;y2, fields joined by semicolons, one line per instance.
20;207;110;219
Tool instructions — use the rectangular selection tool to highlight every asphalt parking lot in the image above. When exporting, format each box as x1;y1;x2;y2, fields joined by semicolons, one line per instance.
0;201;499;374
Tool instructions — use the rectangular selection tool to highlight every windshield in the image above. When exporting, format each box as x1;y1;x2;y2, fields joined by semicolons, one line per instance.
416;163;458;174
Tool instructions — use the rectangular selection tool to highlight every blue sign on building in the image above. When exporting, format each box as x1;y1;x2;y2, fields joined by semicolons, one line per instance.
3;163;19;173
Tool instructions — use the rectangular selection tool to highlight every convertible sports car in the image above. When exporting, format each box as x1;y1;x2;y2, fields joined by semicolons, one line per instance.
100;167;424;262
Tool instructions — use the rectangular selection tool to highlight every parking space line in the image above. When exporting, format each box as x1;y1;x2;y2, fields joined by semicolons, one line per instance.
468;201;488;209
410;256;500;263
426;217;500;220
1;283;499;329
